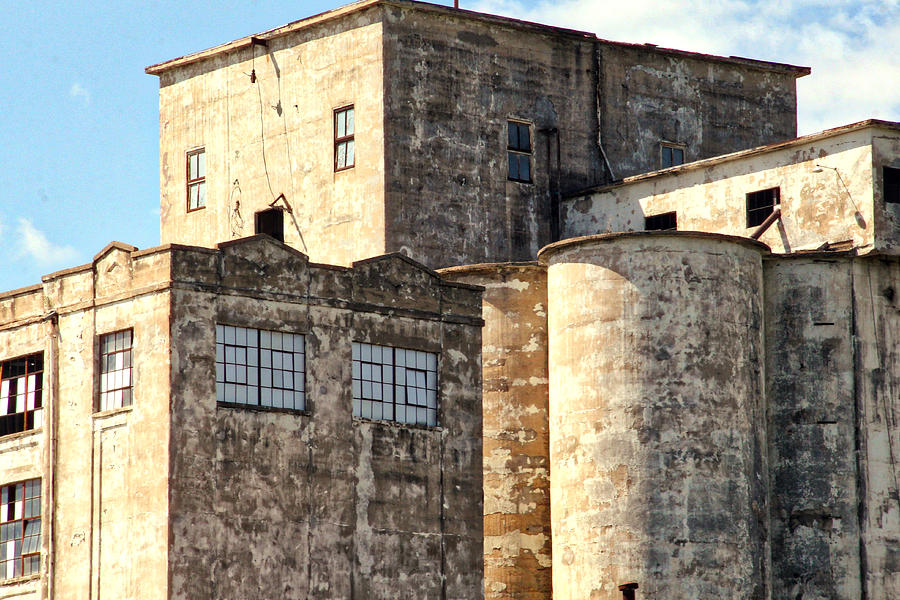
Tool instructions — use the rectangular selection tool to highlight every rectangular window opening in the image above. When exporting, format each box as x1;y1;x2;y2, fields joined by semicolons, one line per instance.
645;212;677;231
216;325;306;411
255;209;284;243
884;166;900;204
507;120;532;183
352;342;438;428
661;143;685;169
186;148;206;212
334;106;355;172
1;478;41;580
0;354;43;438
746;187;780;228
99;329;133;412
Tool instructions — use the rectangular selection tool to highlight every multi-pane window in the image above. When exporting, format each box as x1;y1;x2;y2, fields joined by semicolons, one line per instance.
1;479;40;580
216;325;306;411
334;106;355;171
352;343;438;427
645;211;677;231
99;330;133;411
0;354;43;438
746;187;780;227
186;148;206;211
661;144;685;168
507;120;532;183
884;166;900;203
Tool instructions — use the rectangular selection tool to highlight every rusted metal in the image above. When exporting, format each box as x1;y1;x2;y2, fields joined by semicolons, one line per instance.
749;207;782;240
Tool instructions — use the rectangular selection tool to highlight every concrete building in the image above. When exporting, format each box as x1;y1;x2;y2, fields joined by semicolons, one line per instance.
3;1;899;600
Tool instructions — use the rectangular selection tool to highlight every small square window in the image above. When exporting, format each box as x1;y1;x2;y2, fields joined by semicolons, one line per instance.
334;106;355;171
645;212;677;231
884;166;900;204
746;187;780;228
0;478;41;580
99;329;133;411
661;144;685;169
255;209;284;243
186;148;206;211
0;354;43;437
507;120;532;183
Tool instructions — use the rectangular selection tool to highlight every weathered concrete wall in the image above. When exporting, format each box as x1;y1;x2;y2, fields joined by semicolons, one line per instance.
540;232;769;599
382;4;602;268
564;125;881;254
165;236;484;600
871;130;900;253
440;263;551;600
764;256;862;599
155;6;387;267
598;43;804;179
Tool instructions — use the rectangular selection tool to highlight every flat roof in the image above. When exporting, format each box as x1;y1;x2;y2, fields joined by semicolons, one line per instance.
146;0;809;77
567;119;900;198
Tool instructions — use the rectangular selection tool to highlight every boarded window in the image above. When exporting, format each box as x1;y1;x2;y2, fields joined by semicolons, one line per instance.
0;478;41;579
255;209;284;243
746;187;780;228
661;144;684;168
99;330;133;411
645;211;677;231
216;325;306;411
352;343;438;427
334;106;355;171
186;148;206;211
507;120;532;183
884;166;900;203
0;354;43;437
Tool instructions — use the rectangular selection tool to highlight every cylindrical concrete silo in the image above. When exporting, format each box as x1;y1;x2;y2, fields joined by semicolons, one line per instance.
538;232;769;600
439;262;551;600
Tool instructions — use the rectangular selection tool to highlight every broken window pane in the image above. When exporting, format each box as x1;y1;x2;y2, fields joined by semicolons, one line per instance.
0;479;40;580
99;329;133;411
0;354;43;438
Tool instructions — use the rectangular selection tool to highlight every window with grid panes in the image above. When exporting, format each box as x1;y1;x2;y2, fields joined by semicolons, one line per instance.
507;120;532;183
0;354;43;437
186;148;206;211
215;325;306;411
99;330;133;411
352;342;438;427
334;106;355;171
0;479;40;580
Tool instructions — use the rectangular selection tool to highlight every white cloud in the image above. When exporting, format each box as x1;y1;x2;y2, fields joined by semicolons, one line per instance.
69;82;91;105
16;218;79;267
469;0;900;134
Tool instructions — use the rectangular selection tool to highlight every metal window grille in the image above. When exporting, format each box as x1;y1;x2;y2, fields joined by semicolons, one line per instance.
645;211;677;231
352;343;438;427
0;354;43;438
746;187;780;228
334;106;355;171
0;479;40;580
507;120;532;183
215;325;306;411
186;148;206;211
99;330;133;411
661;144;684;168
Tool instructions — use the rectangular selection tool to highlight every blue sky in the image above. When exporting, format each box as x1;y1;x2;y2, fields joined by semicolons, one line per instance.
0;0;897;292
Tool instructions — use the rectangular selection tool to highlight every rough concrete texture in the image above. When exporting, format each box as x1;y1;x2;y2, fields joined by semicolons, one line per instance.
540;232;770;600
155;4;388;267
165;236;484;600
562;122;900;255
439;263;551;600
598;42;804;180
150;0;806;271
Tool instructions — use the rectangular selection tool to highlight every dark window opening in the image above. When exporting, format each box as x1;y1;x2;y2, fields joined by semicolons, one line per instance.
507;120;532;183
884;166;900;203
0;354;43;438
255;209;284;243
186;148;206;211
0;479;41;579
645;212;677;231
661;144;684;168
334;105;355;171
746;187;780;228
